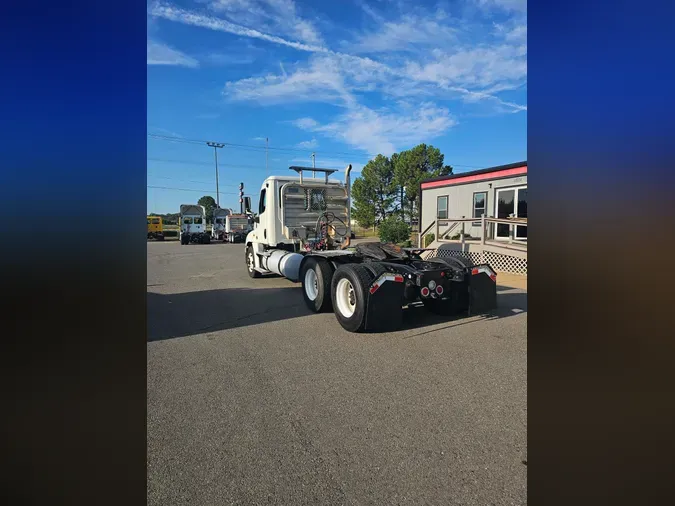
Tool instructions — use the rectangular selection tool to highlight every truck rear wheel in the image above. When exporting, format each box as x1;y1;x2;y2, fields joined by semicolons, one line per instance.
331;264;373;332
301;257;334;313
246;246;261;278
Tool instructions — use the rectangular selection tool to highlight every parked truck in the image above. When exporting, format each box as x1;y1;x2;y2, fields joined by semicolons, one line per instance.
243;166;498;333
179;204;211;245
212;208;232;241
225;213;252;243
147;215;165;241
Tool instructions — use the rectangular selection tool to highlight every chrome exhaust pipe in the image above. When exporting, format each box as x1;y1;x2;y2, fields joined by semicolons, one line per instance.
345;164;352;239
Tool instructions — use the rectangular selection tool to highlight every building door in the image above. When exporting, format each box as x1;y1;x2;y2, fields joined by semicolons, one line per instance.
495;186;527;240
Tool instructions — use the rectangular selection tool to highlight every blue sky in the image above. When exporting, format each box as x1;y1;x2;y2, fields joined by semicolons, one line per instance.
147;0;527;213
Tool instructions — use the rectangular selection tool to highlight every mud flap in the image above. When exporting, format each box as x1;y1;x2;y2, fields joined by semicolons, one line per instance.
365;278;405;332
468;264;498;315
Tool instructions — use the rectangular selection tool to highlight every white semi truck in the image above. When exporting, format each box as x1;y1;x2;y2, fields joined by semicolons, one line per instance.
225;214;252;243
179;204;211;245
243;166;498;333
212;208;232;241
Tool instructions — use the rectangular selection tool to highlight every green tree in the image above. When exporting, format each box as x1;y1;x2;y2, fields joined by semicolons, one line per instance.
198;195;217;223
393;144;453;221
378;215;411;244
351;154;397;228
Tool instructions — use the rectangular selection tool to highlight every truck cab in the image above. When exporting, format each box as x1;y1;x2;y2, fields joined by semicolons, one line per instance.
225;214;251;243
244;166;352;277
147;216;164;240
245;168;351;251
212;208;232;240
179;204;210;245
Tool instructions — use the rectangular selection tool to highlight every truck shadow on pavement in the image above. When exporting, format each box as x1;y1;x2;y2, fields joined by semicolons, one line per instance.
399;289;528;335
148;287;527;342
147;287;311;342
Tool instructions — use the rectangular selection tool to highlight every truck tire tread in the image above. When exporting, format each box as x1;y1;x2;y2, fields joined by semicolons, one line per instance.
300;257;334;313
331;263;375;333
246;246;261;278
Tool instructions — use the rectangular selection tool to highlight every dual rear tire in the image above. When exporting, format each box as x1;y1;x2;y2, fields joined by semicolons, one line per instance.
301;260;376;333
300;257;334;312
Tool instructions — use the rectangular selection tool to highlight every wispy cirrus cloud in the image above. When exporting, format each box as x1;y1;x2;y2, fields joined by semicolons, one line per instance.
151;1;526;155
207;0;324;45
149;2;328;54
147;40;199;68
294;102;457;156
296;138;318;149
475;0;527;13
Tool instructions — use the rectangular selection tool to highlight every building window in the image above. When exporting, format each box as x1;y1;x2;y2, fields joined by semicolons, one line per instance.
472;192;486;225
437;196;448;219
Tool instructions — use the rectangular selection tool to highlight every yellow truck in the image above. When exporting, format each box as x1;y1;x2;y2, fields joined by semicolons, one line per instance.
147;216;165;241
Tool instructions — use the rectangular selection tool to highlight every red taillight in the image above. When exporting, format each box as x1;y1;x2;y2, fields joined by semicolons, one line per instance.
394;274;404;283
440;271;445;277
421;287;430;297
369;283;379;294
489;274;497;282
471;268;479;275
436;285;444;295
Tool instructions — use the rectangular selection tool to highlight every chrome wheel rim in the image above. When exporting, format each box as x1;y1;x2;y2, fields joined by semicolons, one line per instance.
335;278;356;318
305;269;318;301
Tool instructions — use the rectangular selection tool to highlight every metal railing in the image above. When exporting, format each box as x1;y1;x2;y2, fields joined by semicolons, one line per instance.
418;215;528;250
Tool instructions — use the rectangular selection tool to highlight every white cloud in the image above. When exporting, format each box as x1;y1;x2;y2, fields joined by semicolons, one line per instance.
149;2;329;54
294;103;457;156
403;44;527;95
291;118;318;129
151;1;527;154
296;138;318;149
350;15;459;54
147;40;199;68
223;55;356;106
203;52;255;65
208;0;324;45
475;0;527;12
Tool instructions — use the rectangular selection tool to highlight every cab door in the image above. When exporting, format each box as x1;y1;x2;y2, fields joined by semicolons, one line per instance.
256;184;269;242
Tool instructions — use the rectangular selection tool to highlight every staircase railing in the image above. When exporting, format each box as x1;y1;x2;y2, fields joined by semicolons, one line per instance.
418;215;527;250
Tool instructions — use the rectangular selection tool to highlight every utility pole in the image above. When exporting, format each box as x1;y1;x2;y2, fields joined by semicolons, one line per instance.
311;152;316;178
265;137;269;178
206;141;224;208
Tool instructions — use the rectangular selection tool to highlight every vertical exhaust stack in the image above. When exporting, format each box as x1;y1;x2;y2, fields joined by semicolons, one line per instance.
345;164;352;241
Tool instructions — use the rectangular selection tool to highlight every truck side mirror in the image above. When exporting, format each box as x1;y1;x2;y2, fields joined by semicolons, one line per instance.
244;196;252;214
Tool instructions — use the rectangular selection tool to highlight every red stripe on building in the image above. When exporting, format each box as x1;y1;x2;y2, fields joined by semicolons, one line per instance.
421;165;527;190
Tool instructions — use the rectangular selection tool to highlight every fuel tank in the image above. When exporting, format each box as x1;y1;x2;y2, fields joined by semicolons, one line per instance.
264;249;304;281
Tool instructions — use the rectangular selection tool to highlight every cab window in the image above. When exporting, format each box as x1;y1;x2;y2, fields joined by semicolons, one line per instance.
183;218;193;224
259;188;267;214
194;217;203;224
216;218;223;224
152;219;160;224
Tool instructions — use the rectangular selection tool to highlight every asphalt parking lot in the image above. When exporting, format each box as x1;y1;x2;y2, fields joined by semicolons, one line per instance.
147;240;527;505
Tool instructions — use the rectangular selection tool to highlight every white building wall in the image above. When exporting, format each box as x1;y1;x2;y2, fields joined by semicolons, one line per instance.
420;174;527;239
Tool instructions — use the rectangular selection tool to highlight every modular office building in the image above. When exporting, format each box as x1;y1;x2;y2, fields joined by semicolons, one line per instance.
419;161;528;242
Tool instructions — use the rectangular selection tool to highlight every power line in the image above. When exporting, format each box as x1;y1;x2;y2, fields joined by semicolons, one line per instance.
147;133;484;169
147;185;252;195
147;173;240;187
148;133;370;159
147;157;359;173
